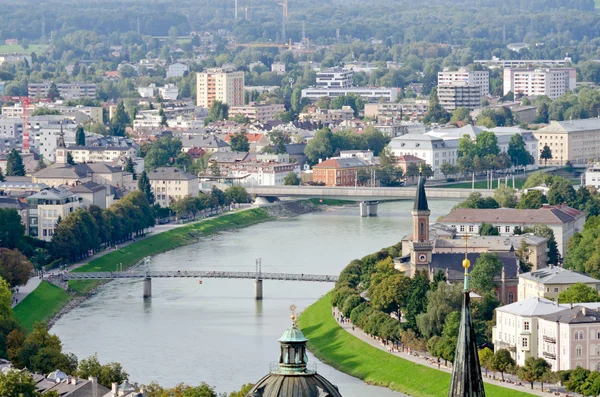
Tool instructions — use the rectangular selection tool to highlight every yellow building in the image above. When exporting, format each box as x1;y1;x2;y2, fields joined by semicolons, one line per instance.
196;68;244;109
147;167;199;207
534;119;600;165
518;267;600;301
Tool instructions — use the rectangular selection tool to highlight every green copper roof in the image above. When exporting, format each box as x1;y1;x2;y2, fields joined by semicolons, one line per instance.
278;325;308;343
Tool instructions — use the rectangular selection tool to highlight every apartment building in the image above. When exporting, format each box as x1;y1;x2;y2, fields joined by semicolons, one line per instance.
438;68;489;96
0;118;24;139
311;158;369;186
67;146;137;164
196;68;245;108
518;267;600;301
475;57;571;69
166;62;189;78
585;164;600;189
147;167;199;207
25;186;80;241
363;100;430;120
271;62;286;74
228;161;300;186
301;87;401;103
28;82;97;100
503;68;576;99
229;102;285;122
437;83;483;111
534;118;600;165
316;68;353;88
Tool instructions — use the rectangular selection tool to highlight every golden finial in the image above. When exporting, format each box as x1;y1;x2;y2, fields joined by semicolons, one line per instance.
461;233;471;270
290;304;297;325
418;163;423;174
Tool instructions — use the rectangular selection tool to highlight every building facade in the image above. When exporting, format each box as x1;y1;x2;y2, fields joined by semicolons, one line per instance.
518;267;600;301
147;167;199;207
586;164;600;189
67;146;137;164
534;119;600;166
229;102;285;122
25;187;80;240
316;68;353;88
363;100;430;121
311;158;369;186
196;68;245;108
437;83;483;111
503;68;576;99
28;82;97;100
438;68;489;96
166;63;189;78
301;87;401;103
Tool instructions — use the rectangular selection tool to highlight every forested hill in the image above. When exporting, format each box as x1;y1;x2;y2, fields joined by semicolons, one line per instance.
0;0;596;45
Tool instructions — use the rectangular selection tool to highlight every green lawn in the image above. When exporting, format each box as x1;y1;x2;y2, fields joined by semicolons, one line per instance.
13;282;71;333
0;44;48;54
437;179;527;190
298;294;537;397
69;208;273;294
309;198;355;206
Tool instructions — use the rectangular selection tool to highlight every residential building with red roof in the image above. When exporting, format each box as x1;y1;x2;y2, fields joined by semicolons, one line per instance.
312;158;369;186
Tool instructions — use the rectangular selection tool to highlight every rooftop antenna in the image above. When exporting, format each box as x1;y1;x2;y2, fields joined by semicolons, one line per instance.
234;0;238;19
42;16;46;43
137;17;140;35
302;21;306;44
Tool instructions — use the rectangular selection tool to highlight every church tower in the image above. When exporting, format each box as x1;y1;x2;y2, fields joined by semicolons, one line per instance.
55;122;67;165
409;169;433;275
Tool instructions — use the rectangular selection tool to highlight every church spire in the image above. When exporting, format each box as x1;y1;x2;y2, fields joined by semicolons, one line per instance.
448;246;486;397
57;121;66;148
413;165;429;211
55;121;67;165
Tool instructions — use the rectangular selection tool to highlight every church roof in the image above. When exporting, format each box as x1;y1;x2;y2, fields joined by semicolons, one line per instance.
430;252;519;281
279;325;308;343
413;175;428;211
247;373;343;397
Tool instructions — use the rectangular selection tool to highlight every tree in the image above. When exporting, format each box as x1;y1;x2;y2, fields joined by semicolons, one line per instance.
0;208;25;249
0;277;12;323
494;186;517;208
423;88;450;124
416;282;463;338
440;162;459;180
6;149;25;176
475;130;500;158
67;152;75;165
580;370;600;397
0;370;37;397
283;172;301;185
144;136;183;170
566;367;591;395
508;134;533;167
209;162;221;176
450;107;472;126
453;193;499;210
490;348;515;381
536;102;549;124
47;82;60;101
225;185;248;207
540;144;552;166
523;171;554;189
0;167;4;182
77;354;129;388
517;190;547;209
0;248;33;288
125;157;136;180
267;130;291;154
229;131;249;152
517;357;551;389
304;128;333;165
34;156;47;172
137;171;155;205
404;270;430;330
478;348;494;377
479;222;499;236
523;224;559;265
16;322;77;374
111;101;130;137
558;282;600;303
377;147;404;186
75;125;86;146
207;100;229;122
547;178;576;206
470;253;502;295
159;107;168;127
368;258;411;320
31;108;61;116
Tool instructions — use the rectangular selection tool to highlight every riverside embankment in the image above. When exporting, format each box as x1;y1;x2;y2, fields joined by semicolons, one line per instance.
14;201;318;332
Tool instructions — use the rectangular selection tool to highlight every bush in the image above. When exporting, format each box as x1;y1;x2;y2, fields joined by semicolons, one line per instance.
342;294;363;318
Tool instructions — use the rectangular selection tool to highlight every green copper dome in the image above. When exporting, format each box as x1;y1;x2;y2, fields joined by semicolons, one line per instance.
278;325;308;343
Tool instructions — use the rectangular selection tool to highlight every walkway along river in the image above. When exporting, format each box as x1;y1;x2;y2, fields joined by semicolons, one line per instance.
52;200;460;396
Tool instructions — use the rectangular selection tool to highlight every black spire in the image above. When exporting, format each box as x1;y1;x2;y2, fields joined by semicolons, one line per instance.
413;170;429;211
448;255;486;397
57;121;66;148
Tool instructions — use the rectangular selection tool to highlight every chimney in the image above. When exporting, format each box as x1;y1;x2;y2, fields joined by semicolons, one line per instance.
71;377;77;385
89;377;98;397
112;382;118;397
583;307;587;316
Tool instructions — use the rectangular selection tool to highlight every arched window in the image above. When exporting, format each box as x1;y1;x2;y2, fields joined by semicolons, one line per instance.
508;292;514;303
420;222;424;237
576;345;583;357
597;362;600;371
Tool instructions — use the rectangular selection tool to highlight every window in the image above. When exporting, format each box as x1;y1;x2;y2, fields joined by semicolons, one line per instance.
554;288;559;293
420;222;424;237
509;292;514;303
460;225;465;232
522;338;528;348
469;225;474;232
575;332;580;340
524;321;529;331
576;345;583;357
505;226;510;233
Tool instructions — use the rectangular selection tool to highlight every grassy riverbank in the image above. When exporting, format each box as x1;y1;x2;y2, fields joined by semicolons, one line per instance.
14;281;71;332
18;208;274;328
309;198;355;206
298;294;537;397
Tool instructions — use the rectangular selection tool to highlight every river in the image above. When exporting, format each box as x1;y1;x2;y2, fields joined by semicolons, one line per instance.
52;199;459;396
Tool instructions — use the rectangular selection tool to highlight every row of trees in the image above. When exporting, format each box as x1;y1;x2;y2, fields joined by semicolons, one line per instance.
170;186;249;219
51;191;155;263
304;127;390;165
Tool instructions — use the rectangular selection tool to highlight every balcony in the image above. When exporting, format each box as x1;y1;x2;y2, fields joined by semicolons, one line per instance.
542;351;556;360
495;340;516;352
543;335;556;344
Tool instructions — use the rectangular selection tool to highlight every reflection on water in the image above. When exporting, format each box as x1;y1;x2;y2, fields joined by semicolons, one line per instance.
52;200;459;396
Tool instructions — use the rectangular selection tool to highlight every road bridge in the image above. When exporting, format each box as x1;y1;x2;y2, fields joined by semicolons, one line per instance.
59;270;338;300
246;186;492;216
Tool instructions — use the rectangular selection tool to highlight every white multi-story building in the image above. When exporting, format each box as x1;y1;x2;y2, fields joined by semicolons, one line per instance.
493;298;570;366
586;164;600;189
28;82;97;100
271;62;286;74
316;67;353;89
158;84;178;100
166;62;189;78
518;267;600;302
25;186;80;241
438;68;489;96
0;118;24;139
301;87;401;103
475;57;572;69
228;161;300;186
534;119;600;166
229;102;285;122
67;146;137;164
363;100;430;120
147;167;200;207
437;83;483;111
196;68;245;108
503;68;576;99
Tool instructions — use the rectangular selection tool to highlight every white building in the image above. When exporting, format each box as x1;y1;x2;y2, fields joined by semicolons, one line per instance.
301;87;401;103
67;146;137;164
271;62;286;74
147;167;200;207
437;83;483;111
503;68;577;99
438;68;489;96
196;68;245;108
316;68;353;89
25;186;80;241
493;297;568;366
166;62;189;78
475;57;572;69
28;82;97;100
158;84;178;100
518;266;600;301
228;161;300;186
586;164;600;189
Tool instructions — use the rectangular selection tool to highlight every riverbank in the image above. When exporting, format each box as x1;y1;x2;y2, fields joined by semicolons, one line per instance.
16;201;319;331
298;294;537;397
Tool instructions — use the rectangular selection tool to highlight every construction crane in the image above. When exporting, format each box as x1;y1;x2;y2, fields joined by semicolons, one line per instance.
234;39;292;50
277;0;288;43
244;5;260;20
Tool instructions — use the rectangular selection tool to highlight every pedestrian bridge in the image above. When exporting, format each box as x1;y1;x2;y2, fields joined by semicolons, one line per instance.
59;270;338;300
246;186;491;202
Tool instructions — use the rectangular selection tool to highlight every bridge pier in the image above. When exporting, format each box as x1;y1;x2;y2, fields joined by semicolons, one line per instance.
360;201;378;217
143;277;152;299
255;279;263;300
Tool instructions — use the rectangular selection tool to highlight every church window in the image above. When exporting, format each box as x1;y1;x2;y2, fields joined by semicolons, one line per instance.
420;222;424;237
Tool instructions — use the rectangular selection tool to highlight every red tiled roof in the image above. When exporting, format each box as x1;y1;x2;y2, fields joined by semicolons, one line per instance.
397;155;424;162
224;133;264;143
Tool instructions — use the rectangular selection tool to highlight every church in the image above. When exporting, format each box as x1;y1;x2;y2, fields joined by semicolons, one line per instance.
395;173;525;304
